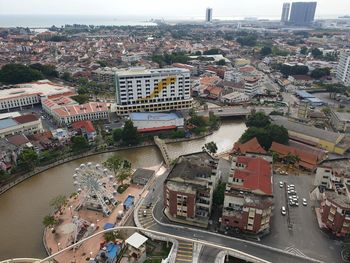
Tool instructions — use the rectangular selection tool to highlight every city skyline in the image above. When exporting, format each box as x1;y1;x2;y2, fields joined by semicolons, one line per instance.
0;0;348;18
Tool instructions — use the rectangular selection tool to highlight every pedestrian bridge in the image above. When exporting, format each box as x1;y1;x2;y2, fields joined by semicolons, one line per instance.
154;136;171;166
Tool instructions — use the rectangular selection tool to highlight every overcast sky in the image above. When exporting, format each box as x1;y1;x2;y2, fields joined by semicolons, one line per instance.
0;0;348;18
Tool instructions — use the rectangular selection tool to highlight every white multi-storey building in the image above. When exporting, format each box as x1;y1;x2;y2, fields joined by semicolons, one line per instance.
337;50;350;87
115;68;193;115
244;77;260;97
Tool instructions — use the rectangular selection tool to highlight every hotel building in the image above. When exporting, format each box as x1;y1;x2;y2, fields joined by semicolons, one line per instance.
114;68;193;115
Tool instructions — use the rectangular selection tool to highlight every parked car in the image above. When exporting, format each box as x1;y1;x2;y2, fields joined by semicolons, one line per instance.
143;210;147;217
281;206;286;215
302;198;307;206
279;181;284;188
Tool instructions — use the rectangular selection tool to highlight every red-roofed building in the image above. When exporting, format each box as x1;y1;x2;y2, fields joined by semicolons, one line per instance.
72;121;97;141
270;141;321;171
232;137;266;155
221;156;273;234
205;86;223;100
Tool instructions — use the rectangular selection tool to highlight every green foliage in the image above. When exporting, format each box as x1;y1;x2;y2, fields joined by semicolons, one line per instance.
216;59;226;66
62;72;72;81
97;60;107;67
272;47;289;56
208;113;220;130
260;46;272;56
170;130;185;139
49;35;68;42
71;135;89;152
284;153;300;165
203;49;220;55
71;94;89;104
213;182;226;206
321;107;331;115
18;149;38;171
29;63;58;78
311;68;330;79
311;48;323;58
77;86;89;95
189;114;206;128
240;113;288;150
152;52;189;67
39;149;61;164
274;63;309;76
103;156;131;185
300;46;308;55
113;128;123;142
122;120;141;145
49;195;67;211
42;215;59;228
246;112;271;128
0;64;44;84
236;35;257;47
203;141;218;154
103;231;120;242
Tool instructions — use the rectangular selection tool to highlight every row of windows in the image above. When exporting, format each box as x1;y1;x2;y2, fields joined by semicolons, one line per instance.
58;112;109;124
0;96;38;109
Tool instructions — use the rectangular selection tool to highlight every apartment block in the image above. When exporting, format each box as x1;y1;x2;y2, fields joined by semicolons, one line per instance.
163;152;219;227
115;68;193;115
336;50;350;87
221;156;273;234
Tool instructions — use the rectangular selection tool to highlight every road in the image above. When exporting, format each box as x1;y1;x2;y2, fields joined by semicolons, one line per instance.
141;169;324;263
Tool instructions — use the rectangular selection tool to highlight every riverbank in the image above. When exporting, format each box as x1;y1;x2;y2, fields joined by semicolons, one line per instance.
0;131;215;196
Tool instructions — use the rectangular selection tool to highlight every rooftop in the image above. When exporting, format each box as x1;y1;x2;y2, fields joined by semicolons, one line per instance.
0;80;74;101
232;137;266;155
115;67;189;77
325;191;350;210
129;112;181;121
125;232;148;249
270;115;342;143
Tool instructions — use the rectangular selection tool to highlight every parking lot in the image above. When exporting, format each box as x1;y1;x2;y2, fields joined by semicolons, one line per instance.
262;174;343;262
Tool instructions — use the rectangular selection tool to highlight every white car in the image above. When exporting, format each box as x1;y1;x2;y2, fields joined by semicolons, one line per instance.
302;198;307;206
281;206;286;215
279;181;284;188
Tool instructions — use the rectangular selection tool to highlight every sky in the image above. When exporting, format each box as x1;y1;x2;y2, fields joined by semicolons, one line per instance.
0;0;348;19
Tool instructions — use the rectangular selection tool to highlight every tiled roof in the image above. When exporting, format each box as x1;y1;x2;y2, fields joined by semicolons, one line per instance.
231;156;272;196
72;120;96;133
13;114;38;124
6;134;29;146
232;137;266;154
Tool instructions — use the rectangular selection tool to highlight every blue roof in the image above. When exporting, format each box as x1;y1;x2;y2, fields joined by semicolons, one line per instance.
130;112;180;121
106;242;121;260
295;90;314;99
103;223;115;230
306;97;324;103
123;195;135;208
0;118;18;130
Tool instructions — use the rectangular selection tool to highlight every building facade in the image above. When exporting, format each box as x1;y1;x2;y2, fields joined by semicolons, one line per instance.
336;50;350;87
289;2;317;26
206;8;213;22
244;77;259;97
330;110;350;133
129;112;184;132
0;114;43;138
281;3;291;23
115;68;193;115
221;156;273;234
164;152;219;227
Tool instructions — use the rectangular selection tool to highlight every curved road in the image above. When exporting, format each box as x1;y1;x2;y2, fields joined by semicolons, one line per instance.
141;170;323;263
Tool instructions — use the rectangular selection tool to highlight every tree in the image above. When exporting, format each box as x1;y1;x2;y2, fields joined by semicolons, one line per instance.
0;64;44;84
202;141;218;154
203;49;220;55
113;129;123;143
103;231;120;242
236;35;257;47
18;149;38;171
29;63;58;78
71;136;89;152
103;156;122;177
322;107;331;115
246;112;271;128
311;48;323;58
267;124;289;145
103;157;131;185
42;215;58;228
311;68;330;79
62;72;72;82
260;46;272;56
284;153;300;165
213;182;226;206
300;46;308;55
71;94;89;104
216;59;226;66
121;120;140;145
49;195;67;213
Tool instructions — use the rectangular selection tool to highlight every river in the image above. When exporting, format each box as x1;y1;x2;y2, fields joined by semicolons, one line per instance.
0;120;246;260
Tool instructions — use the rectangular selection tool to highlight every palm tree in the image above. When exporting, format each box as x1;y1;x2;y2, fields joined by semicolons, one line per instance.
42;215;58;228
49;195;67;214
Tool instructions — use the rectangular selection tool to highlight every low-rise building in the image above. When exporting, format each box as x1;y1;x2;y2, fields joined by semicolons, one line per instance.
330;110;350;133
220;92;250;105
244;77;260;97
42;97;110;125
163;152;219;227
221;156;273;234
0;80;75;111
71;121;97;142
0;113;43;138
129;112;184;133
